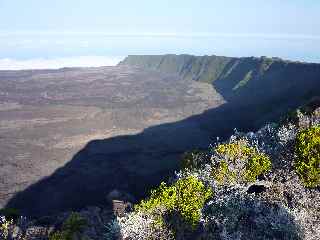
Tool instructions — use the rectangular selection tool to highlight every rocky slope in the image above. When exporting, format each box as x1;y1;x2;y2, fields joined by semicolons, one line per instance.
0;55;319;237
1;104;319;240
107;104;320;240
120;55;320;123
0;66;224;217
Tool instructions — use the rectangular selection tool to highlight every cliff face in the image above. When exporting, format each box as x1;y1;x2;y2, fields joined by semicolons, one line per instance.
119;54;320;124
119;54;233;83
119;54;320;83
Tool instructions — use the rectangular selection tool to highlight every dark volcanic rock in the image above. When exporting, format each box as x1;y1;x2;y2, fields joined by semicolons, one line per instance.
247;184;267;194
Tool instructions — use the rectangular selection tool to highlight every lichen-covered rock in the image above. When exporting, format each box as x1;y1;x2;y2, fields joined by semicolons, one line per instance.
202;191;303;240
113;107;320;240
1;107;319;240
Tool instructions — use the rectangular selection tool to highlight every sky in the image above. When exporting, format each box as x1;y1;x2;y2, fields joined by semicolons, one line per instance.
0;0;319;69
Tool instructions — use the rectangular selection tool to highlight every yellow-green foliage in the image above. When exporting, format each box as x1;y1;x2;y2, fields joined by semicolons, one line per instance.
174;176;212;227
49;212;87;240
295;126;320;188
138;182;177;214
137;176;212;228
213;140;271;184
0;217;13;239
213;160;237;184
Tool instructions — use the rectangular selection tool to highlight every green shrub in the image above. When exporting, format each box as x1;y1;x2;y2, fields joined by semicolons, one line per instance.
212;160;237;184
49;231;67;240
62;212;87;234
0;216;14;239
212;140;272;184
295;126;320;188
174;176;212;227
137;176;212;228
0;208;20;221
180;150;209;170
49;212;87;240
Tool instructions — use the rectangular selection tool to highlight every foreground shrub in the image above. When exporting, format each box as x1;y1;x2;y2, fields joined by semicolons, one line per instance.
105;217;122;240
49;231;67;240
49;212;87;240
0;208;20;221
212;139;271;184
202;193;303;240
115;212;174;240
295;126;320;188
180;150;209;170
0;216;13;239
117;109;320;240
137;176;212;228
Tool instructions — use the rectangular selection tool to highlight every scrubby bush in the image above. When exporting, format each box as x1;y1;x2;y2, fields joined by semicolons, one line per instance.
180;150;209;170
49;212;87;240
138;182;176;217
105;217;121;240
0;208;20;221
0;215;31;240
138;176;212;228
212;139;271;184
173;176;212;227
202;193;303;240
0;216;13;239
49;231;67;240
116;211;174;240
295;126;320;188
63;212;87;234
116;108;320;240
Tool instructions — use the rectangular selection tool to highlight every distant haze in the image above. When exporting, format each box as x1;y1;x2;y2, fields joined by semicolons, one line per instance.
0;56;123;70
0;0;319;67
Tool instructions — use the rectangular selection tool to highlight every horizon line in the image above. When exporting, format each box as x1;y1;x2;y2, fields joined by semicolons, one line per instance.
1;31;320;40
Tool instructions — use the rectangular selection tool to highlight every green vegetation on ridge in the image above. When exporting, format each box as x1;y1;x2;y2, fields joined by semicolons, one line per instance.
295;126;320;188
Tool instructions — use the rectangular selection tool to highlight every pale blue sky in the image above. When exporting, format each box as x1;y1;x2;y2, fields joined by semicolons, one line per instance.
0;0;319;68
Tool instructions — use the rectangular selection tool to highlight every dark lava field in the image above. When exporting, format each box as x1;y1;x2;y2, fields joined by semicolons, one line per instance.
0;65;225;216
